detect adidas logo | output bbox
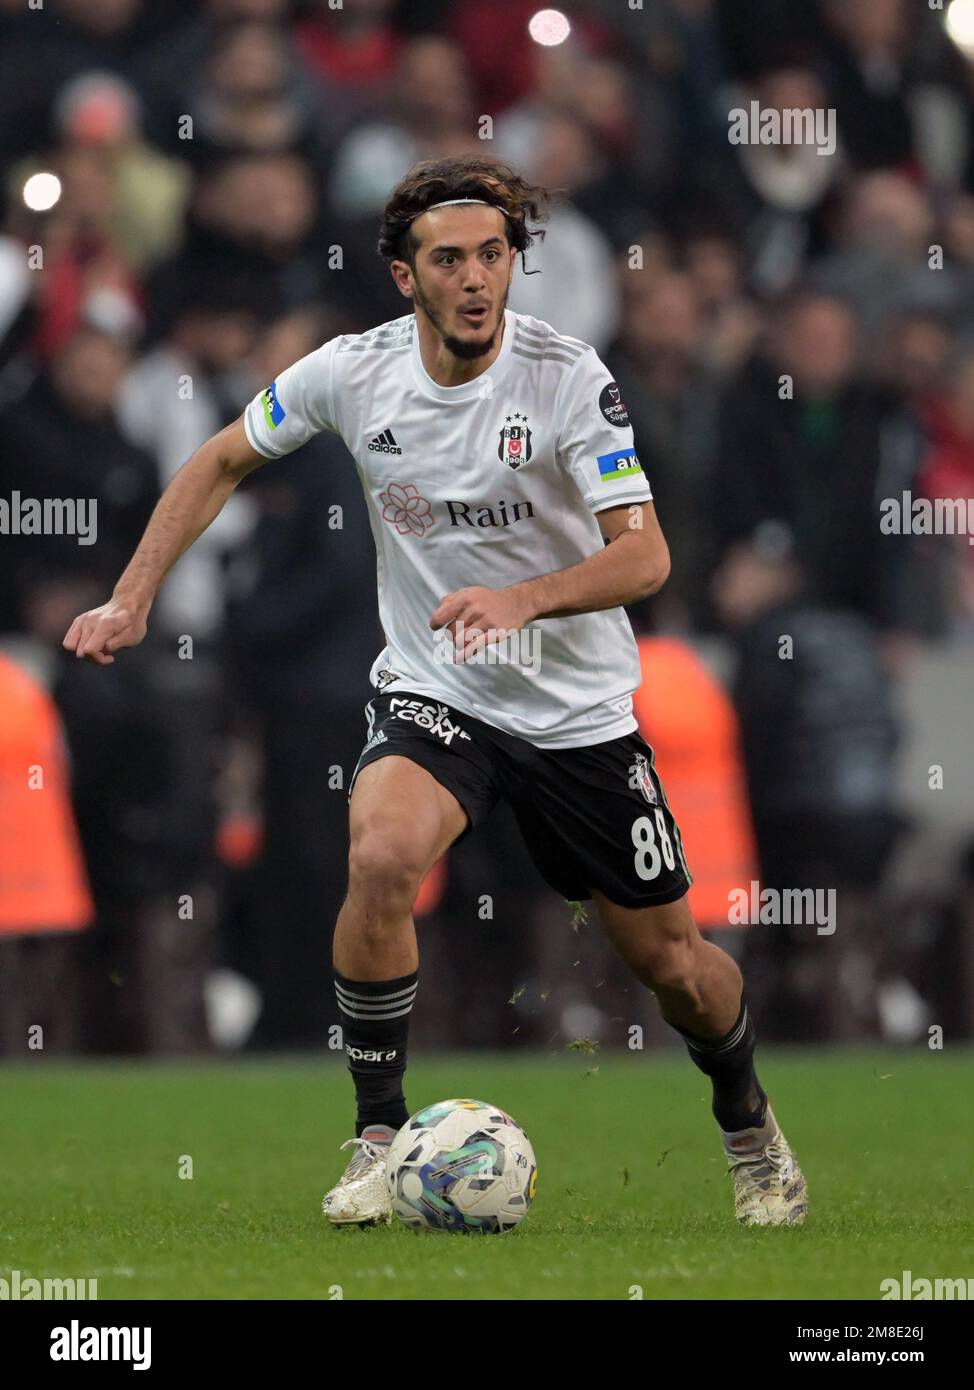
[368,429,402,455]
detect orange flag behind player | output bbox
[0,653,93,935]
[633,637,757,929]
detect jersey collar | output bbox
[409,308,514,403]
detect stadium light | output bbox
[528,8,571,47]
[22,171,62,212]
[946,0,974,56]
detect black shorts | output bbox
[350,691,693,909]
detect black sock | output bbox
[675,998,768,1132]
[334,968,416,1137]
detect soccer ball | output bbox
[386,1098,537,1233]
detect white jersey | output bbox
[243,309,652,748]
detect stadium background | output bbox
[2,0,974,1064]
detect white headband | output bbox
[410,198,492,222]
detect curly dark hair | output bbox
[377,155,549,271]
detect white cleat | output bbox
[322,1124,397,1226]
[721,1105,808,1228]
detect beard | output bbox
[412,274,508,360]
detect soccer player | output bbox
[64,156,806,1228]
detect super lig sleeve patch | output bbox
[261,381,286,430]
[598,381,630,427]
[596,447,642,481]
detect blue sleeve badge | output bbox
[261,381,286,430]
[597,448,642,482]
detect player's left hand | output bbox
[430,585,534,661]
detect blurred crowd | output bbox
[2,0,974,1055]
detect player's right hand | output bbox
[62,599,148,666]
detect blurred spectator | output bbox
[608,269,719,625]
[146,152,320,326]
[879,307,954,403]
[295,0,400,96]
[714,62,846,295]
[118,271,264,641]
[716,0,820,80]
[450,0,612,115]
[0,324,157,634]
[0,0,150,166]
[822,0,970,185]
[823,0,915,171]
[501,48,658,243]
[943,192,974,270]
[225,306,382,1047]
[682,227,763,373]
[38,70,190,275]
[506,113,619,349]
[710,289,902,625]
[327,35,476,218]
[495,43,662,239]
[450,0,553,115]
[868,307,955,640]
[811,172,973,346]
[632,0,729,160]
[713,544,903,1040]
[130,1,299,153]
[4,142,144,363]
[185,18,323,161]
[917,347,974,639]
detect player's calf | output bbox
[333,829,430,1145]
[598,893,763,1129]
[324,756,466,1225]
[596,891,807,1225]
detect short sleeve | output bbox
[555,350,652,511]
[243,337,342,459]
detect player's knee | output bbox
[347,828,427,918]
[640,936,700,998]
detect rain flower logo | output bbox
[380,482,435,537]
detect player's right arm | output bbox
[63,416,266,665]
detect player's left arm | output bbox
[430,502,669,656]
[516,500,670,618]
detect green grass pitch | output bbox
[4,1048,972,1300]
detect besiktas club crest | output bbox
[498,411,533,470]
[630,753,658,804]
